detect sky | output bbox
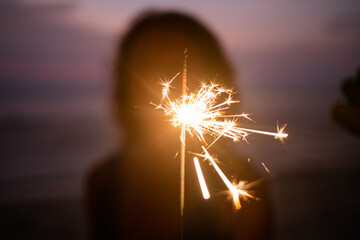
[0,0,359,84]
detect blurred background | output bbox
[0,0,359,239]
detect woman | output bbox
[87,11,272,240]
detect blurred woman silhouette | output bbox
[87,11,272,240]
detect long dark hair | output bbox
[113,11,235,127]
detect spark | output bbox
[200,146,256,210]
[262,162,271,174]
[193,157,210,199]
[153,73,288,210]
[276,123,288,143]
[155,74,287,147]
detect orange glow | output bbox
[153,73,288,211]
[154,75,287,146]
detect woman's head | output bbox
[114,11,235,145]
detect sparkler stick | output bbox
[180,49,187,239]
[182,48,187,96]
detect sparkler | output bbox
[152,52,288,218]
[156,79,287,146]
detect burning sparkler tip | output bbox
[153,72,288,212]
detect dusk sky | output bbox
[1,0,359,83]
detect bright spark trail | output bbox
[151,53,288,225]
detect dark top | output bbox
[86,152,273,240]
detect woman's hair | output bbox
[113,11,235,126]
